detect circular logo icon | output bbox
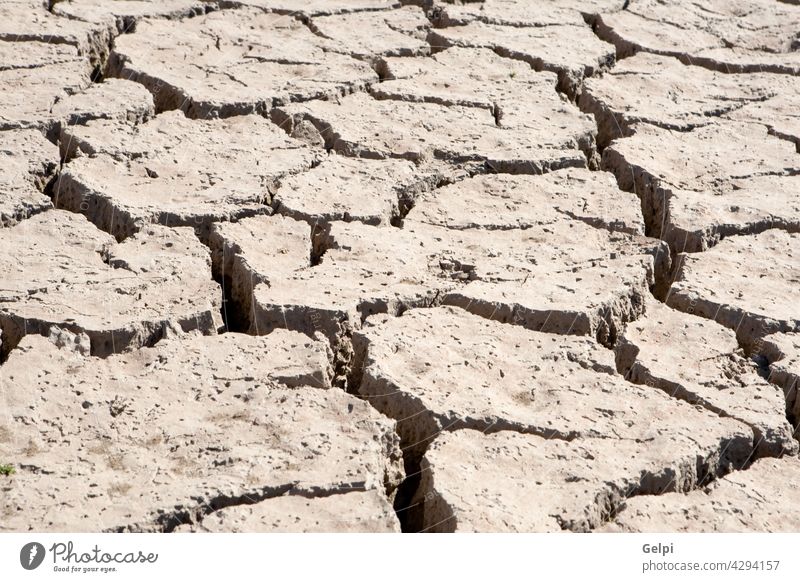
[20,542,46,570]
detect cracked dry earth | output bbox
[1,0,799,535]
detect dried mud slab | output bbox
[428,220,669,343]
[430,0,627,27]
[0,55,90,132]
[404,172,656,345]
[0,129,58,227]
[727,99,800,153]
[219,214,646,345]
[0,333,402,532]
[0,38,84,71]
[616,300,796,457]
[581,52,800,150]
[373,48,599,164]
[56,111,320,240]
[308,6,430,60]
[0,210,222,358]
[726,91,800,152]
[219,0,400,16]
[214,217,485,343]
[219,211,664,350]
[580,53,781,146]
[0,39,153,134]
[596,0,800,75]
[603,457,800,532]
[52,0,211,31]
[759,332,800,423]
[431,0,586,28]
[427,19,615,97]
[175,490,400,532]
[51,78,155,128]
[416,426,752,532]
[355,306,754,465]
[273,92,591,173]
[603,122,800,252]
[248,220,456,348]
[435,223,667,345]
[441,264,656,347]
[2,66,153,134]
[375,47,534,106]
[0,0,112,67]
[272,154,441,226]
[667,230,800,349]
[406,169,643,235]
[108,8,377,118]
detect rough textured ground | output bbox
[1,0,798,533]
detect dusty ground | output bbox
[1,0,799,533]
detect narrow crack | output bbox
[112,482,369,533]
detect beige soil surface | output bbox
[1,0,798,533]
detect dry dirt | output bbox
[1,0,799,533]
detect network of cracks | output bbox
[1,0,800,533]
